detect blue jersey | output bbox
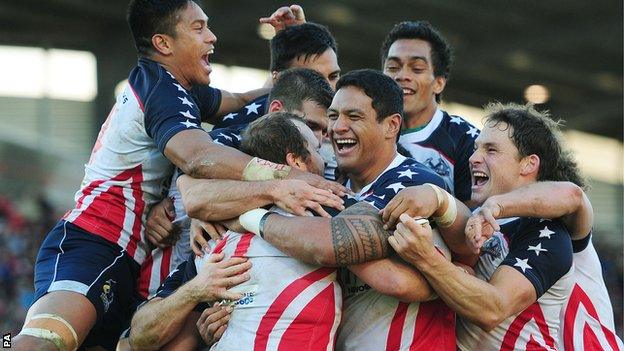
[399,109,478,203]
[212,94,269,129]
[457,217,574,351]
[65,57,220,265]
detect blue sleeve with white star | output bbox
[134,64,206,154]
[500,218,573,297]
[213,95,268,129]
[191,84,222,123]
[208,123,247,149]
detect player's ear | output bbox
[268,99,284,113]
[520,154,540,177]
[152,34,173,56]
[286,152,307,172]
[433,76,446,95]
[384,113,402,140]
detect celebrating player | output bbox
[14,1,344,350]
[389,103,578,350]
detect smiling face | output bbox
[383,39,445,125]
[469,121,526,205]
[328,86,395,183]
[166,2,217,88]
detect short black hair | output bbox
[241,112,310,164]
[269,68,334,111]
[127,0,198,57]
[336,69,403,123]
[380,21,453,102]
[484,102,586,188]
[270,23,338,72]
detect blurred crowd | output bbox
[0,194,622,338]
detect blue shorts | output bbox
[33,220,142,350]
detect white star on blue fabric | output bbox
[527,243,548,256]
[223,113,237,120]
[377,194,386,200]
[166,71,175,79]
[397,169,418,179]
[178,96,194,108]
[450,116,463,125]
[173,83,187,94]
[180,120,197,128]
[386,182,406,194]
[180,110,197,119]
[539,226,555,239]
[218,133,232,141]
[466,126,479,138]
[245,102,262,115]
[234,134,242,141]
[514,258,532,273]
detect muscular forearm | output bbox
[349,256,435,302]
[487,182,592,239]
[262,202,392,266]
[412,253,522,331]
[130,284,202,350]
[179,176,275,221]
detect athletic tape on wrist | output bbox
[425,183,444,208]
[433,190,457,228]
[242,157,292,181]
[239,208,269,236]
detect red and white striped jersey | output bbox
[336,270,455,351]
[200,222,342,351]
[63,58,219,265]
[560,236,623,351]
[457,217,574,351]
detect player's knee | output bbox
[17,313,79,351]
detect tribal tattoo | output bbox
[331,202,392,265]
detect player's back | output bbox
[560,236,623,350]
[200,223,342,351]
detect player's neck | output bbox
[156,57,192,91]
[403,102,438,130]
[348,146,397,193]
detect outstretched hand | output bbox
[259,5,306,32]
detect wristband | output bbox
[425,183,444,208]
[239,208,274,238]
[427,183,457,228]
[242,157,292,181]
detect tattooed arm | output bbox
[261,202,392,266]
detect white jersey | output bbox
[335,154,455,351]
[199,214,342,351]
[457,217,575,351]
[560,236,623,351]
[63,58,219,265]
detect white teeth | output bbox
[402,88,414,94]
[335,139,357,145]
[473,171,488,177]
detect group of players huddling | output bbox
[12,1,623,350]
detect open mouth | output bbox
[472,171,489,187]
[201,48,214,72]
[334,138,358,154]
[401,87,416,96]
